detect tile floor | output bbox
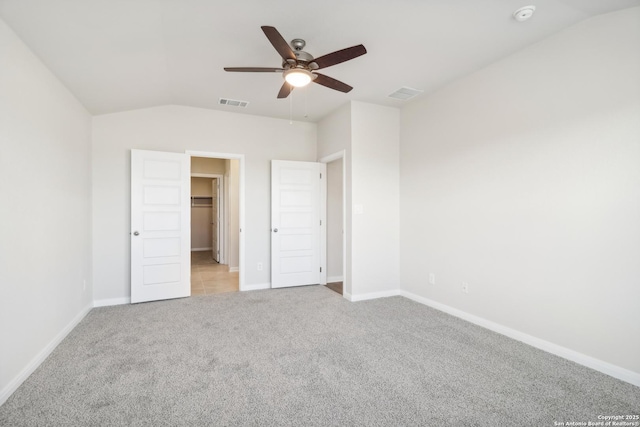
[191,250,239,296]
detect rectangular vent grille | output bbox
[388,87,423,100]
[219,98,249,108]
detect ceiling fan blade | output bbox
[313,73,353,93]
[224,67,284,72]
[312,45,367,69]
[261,26,296,62]
[277,81,294,99]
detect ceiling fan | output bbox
[224,26,367,99]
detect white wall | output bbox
[351,102,400,297]
[91,106,316,303]
[228,159,240,270]
[0,18,92,403]
[318,103,352,159]
[400,8,640,376]
[317,102,400,299]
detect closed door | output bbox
[271,160,325,288]
[131,149,190,303]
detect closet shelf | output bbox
[191,196,213,207]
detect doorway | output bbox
[321,152,346,296]
[189,155,242,295]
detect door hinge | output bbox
[320,173,322,179]
[320,220,322,226]
[320,267,322,273]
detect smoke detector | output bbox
[513,5,536,22]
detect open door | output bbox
[131,149,190,303]
[271,160,325,288]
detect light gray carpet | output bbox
[1,286,638,426]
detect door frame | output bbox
[319,150,347,298]
[186,150,245,291]
[190,173,224,263]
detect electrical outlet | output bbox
[257,262,263,271]
[428,273,435,285]
[462,282,469,294]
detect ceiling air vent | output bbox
[219,98,249,108]
[388,87,423,100]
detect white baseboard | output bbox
[228,266,239,273]
[191,247,212,252]
[348,289,401,302]
[0,303,93,406]
[327,275,344,283]
[93,297,130,307]
[399,290,640,388]
[241,282,270,292]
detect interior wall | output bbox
[192,157,225,174]
[326,158,344,281]
[399,7,640,376]
[191,177,213,195]
[0,18,92,403]
[92,105,316,303]
[351,102,400,297]
[190,177,213,251]
[317,101,400,299]
[228,159,240,270]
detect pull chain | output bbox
[289,87,293,125]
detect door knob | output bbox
[273,228,278,233]
[133,231,139,236]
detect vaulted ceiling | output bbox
[1,0,638,122]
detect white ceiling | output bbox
[1,0,639,122]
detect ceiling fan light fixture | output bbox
[225,26,365,99]
[284,69,313,87]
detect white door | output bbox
[211,179,220,262]
[271,160,325,288]
[131,149,190,303]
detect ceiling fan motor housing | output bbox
[291,38,306,50]
[287,38,315,66]
[294,50,314,62]
[283,52,317,70]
